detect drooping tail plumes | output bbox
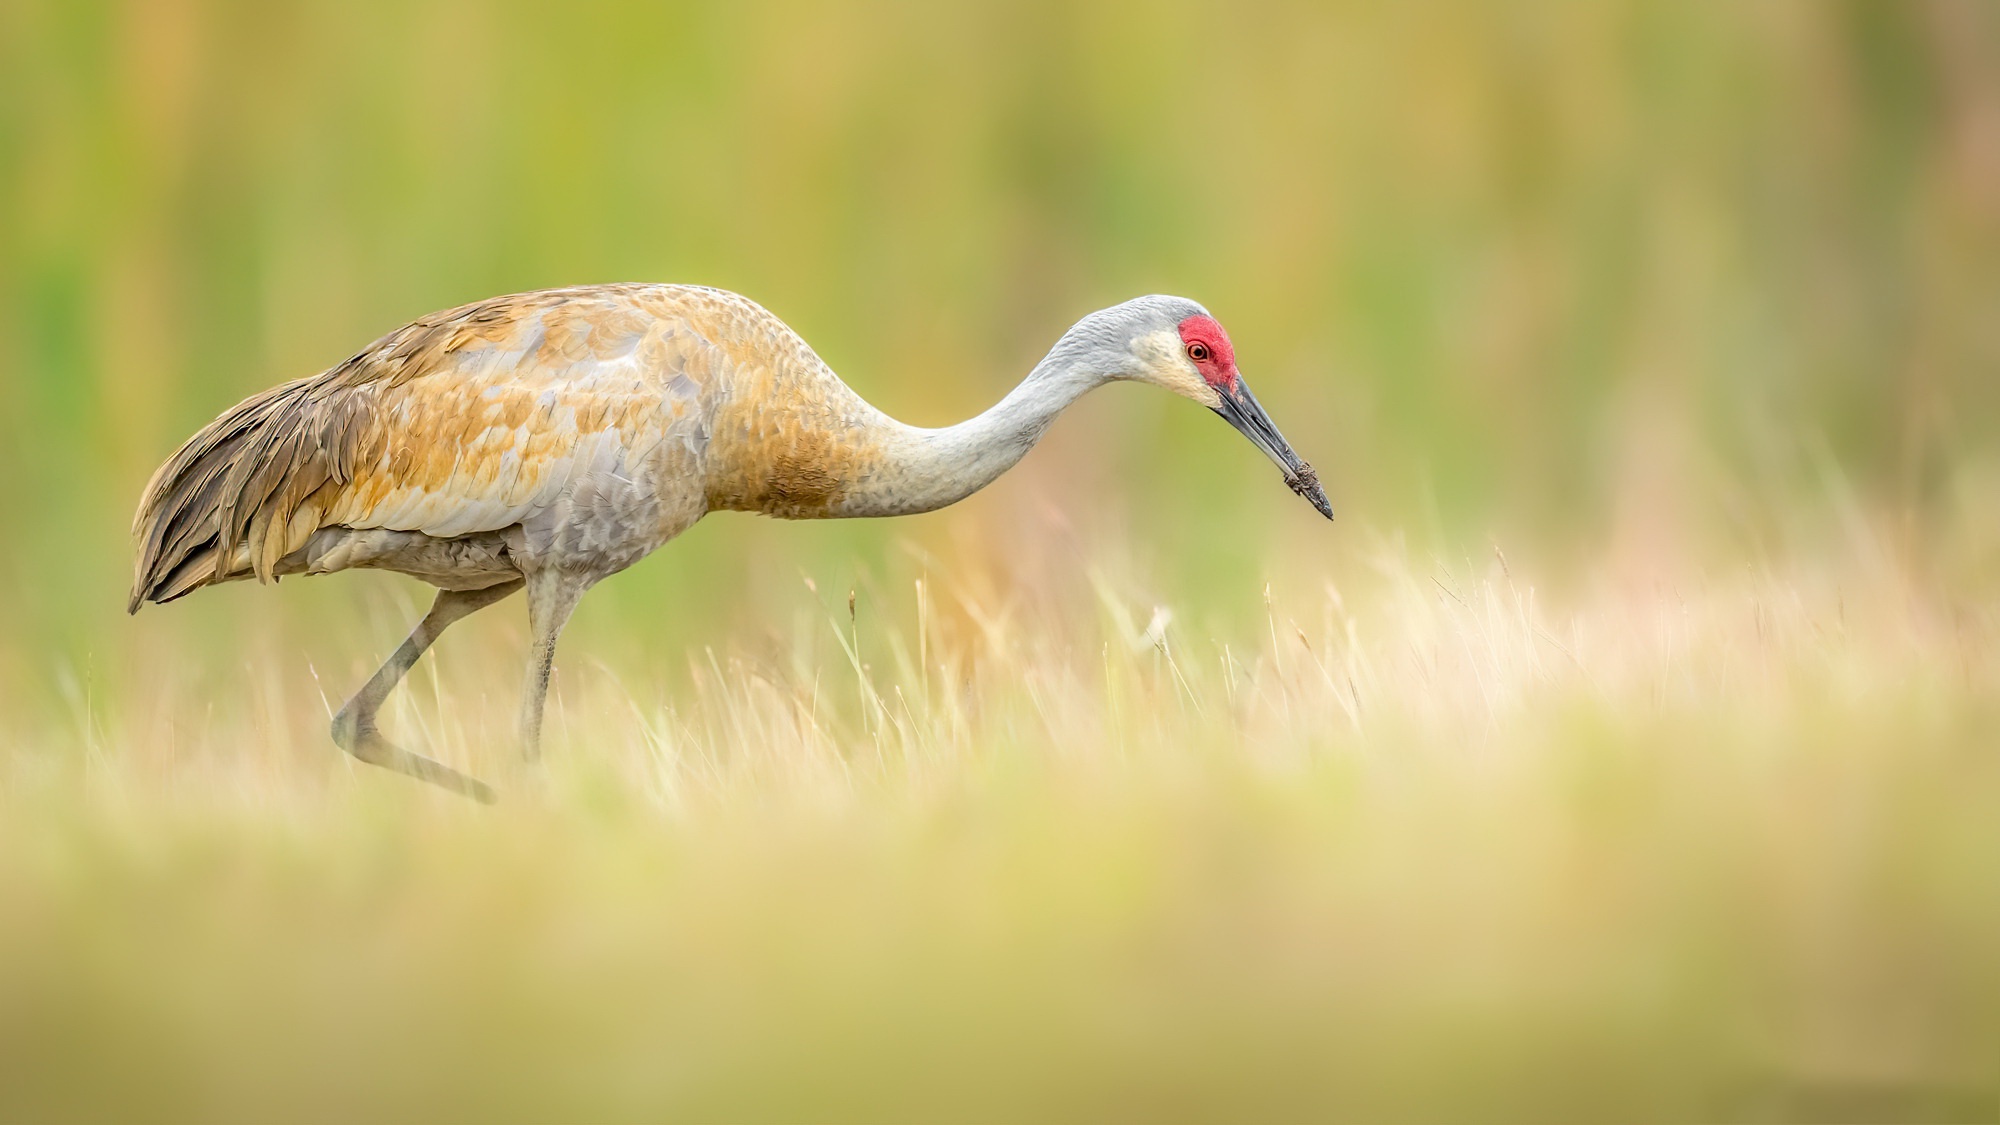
[128,375,367,612]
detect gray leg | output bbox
[518,568,594,762]
[331,580,523,803]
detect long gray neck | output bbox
[836,356,1107,518]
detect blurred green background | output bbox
[2,0,1997,678]
[6,6,2000,1118]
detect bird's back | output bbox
[130,283,858,610]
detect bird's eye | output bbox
[1187,343,1210,362]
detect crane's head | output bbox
[1051,295,1334,521]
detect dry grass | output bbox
[4,2,1994,1117]
[2,522,1998,1122]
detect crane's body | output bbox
[131,284,1329,801]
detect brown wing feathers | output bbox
[127,290,574,612]
[128,286,664,612]
[128,374,368,612]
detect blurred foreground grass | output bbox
[3,516,1996,1122]
[5,0,2000,1119]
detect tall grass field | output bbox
[3,0,1998,1119]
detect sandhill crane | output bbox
[130,285,1331,801]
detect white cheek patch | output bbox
[1134,331,1223,408]
[1172,370,1225,410]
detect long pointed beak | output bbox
[1212,375,1334,521]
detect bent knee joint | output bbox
[330,708,376,753]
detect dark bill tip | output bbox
[1212,376,1334,521]
[1288,463,1336,521]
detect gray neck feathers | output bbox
[835,334,1115,518]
